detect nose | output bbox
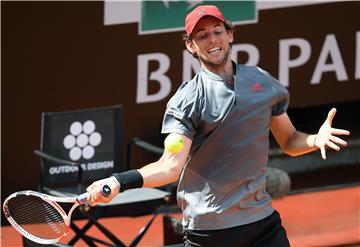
[208,32,217,44]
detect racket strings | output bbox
[13,201,61,224]
[6,195,66,239]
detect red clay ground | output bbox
[1,185,359,247]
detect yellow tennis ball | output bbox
[164,133,184,153]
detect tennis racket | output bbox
[2,185,111,245]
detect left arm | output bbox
[270,108,350,159]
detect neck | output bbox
[200,57,234,78]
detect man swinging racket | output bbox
[86,5,350,246]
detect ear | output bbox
[185,39,195,55]
[227,30,234,43]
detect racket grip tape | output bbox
[77,193,89,204]
[77,185,112,204]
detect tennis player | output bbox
[87,5,350,246]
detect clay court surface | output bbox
[1,185,359,247]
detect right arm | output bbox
[86,134,192,205]
[138,134,192,187]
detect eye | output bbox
[214,29,223,35]
[198,32,208,40]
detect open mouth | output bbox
[208,47,222,54]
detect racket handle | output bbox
[77,192,89,204]
[77,185,112,204]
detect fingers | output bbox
[331,128,350,136]
[321,146,326,160]
[326,108,337,125]
[318,108,350,160]
[87,186,101,206]
[319,136,347,160]
[326,140,340,151]
[86,177,121,206]
[89,187,111,206]
[329,136,347,147]
[86,183,109,206]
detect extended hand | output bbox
[315,108,350,159]
[86,176,120,206]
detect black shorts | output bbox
[183,210,290,247]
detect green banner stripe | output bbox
[141,1,256,33]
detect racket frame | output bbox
[3,190,83,244]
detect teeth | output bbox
[208,47,221,53]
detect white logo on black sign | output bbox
[63,120,102,161]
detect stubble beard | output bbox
[198,45,232,70]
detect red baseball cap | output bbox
[185,5,225,35]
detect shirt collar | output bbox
[200,61,238,82]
